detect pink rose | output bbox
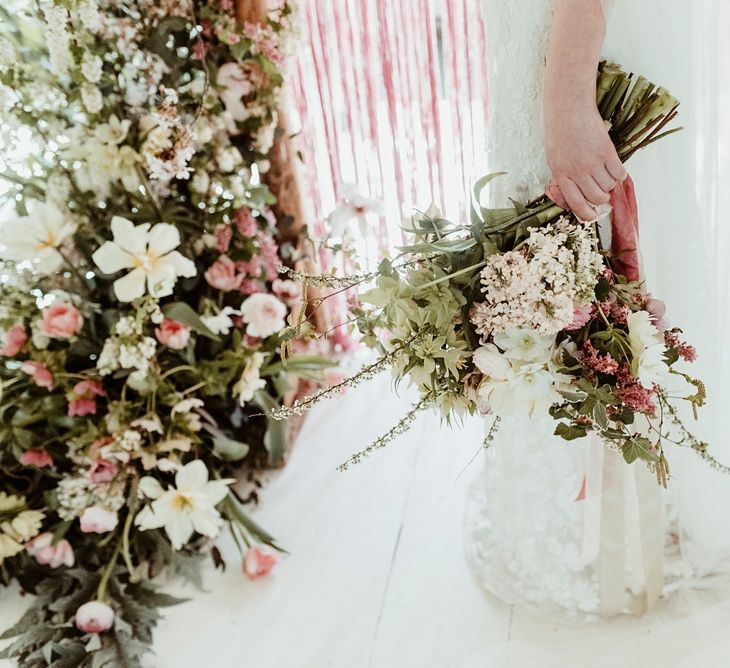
[21,361,54,390]
[239,293,287,338]
[272,279,300,303]
[26,532,74,568]
[19,448,53,468]
[565,303,594,331]
[205,255,243,291]
[243,547,277,580]
[89,458,118,484]
[75,600,115,634]
[0,324,27,356]
[155,319,191,350]
[79,506,118,534]
[40,301,83,339]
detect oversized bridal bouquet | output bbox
[276,62,723,483]
[0,0,332,665]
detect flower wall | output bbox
[0,0,327,664]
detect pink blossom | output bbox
[645,297,669,331]
[617,366,657,414]
[0,324,27,356]
[19,448,53,468]
[240,293,287,338]
[79,506,118,534]
[243,547,277,579]
[21,361,54,390]
[191,40,210,61]
[75,601,115,634]
[205,255,243,291]
[89,458,118,484]
[664,331,697,363]
[26,532,74,569]
[565,303,594,331]
[40,301,83,339]
[68,398,97,416]
[272,279,300,303]
[580,341,619,376]
[68,379,105,417]
[236,257,261,277]
[234,208,258,237]
[155,319,191,350]
[215,224,233,253]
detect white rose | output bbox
[240,294,287,339]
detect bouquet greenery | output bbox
[0,0,331,665]
[276,62,726,483]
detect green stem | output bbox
[415,260,488,291]
[96,537,122,602]
[121,504,139,583]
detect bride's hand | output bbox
[543,96,627,221]
[542,0,627,221]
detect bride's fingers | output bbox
[592,166,618,193]
[576,175,611,206]
[558,178,597,222]
[605,155,628,183]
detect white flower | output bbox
[81,84,103,114]
[134,460,233,550]
[478,362,561,417]
[81,53,103,83]
[233,352,267,406]
[240,294,287,339]
[201,307,238,335]
[191,170,210,194]
[217,62,253,121]
[327,184,384,238]
[92,216,196,302]
[472,344,511,379]
[0,201,77,273]
[627,310,668,389]
[493,328,555,363]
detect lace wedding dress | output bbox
[465,0,730,625]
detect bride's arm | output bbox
[543,0,626,221]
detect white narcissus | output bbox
[92,216,196,302]
[134,460,233,550]
[0,201,77,273]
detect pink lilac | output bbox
[580,340,619,375]
[664,331,697,362]
[616,366,657,414]
[235,208,258,237]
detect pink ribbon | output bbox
[546,176,641,281]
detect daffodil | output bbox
[92,216,196,302]
[134,460,233,550]
[0,201,77,273]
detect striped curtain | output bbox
[288,0,489,251]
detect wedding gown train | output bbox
[464,0,730,625]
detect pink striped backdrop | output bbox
[288,0,489,249]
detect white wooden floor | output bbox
[2,374,730,667]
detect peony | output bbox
[239,293,287,339]
[79,506,118,534]
[135,460,233,550]
[75,601,115,634]
[19,449,53,468]
[627,310,668,389]
[89,458,118,484]
[0,201,77,274]
[204,255,242,291]
[243,547,277,580]
[0,325,28,356]
[39,301,84,339]
[26,532,75,569]
[155,319,191,350]
[21,361,54,390]
[92,216,196,302]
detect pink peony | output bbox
[19,448,53,468]
[21,361,54,390]
[272,279,300,302]
[89,458,118,484]
[26,532,74,568]
[75,600,115,634]
[40,301,83,339]
[243,547,277,580]
[205,255,243,291]
[240,293,287,338]
[79,506,118,534]
[155,319,191,350]
[0,324,27,356]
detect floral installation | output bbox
[274,63,728,483]
[0,0,331,665]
